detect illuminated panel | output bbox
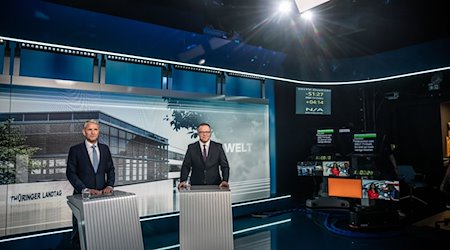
[327,178,362,199]
[294,0,330,13]
[295,87,332,115]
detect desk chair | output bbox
[397,165,428,205]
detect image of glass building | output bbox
[0,111,169,186]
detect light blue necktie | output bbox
[92,145,99,173]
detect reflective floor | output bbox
[0,194,448,250]
[143,206,449,250]
[231,208,448,250]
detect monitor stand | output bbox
[306,196,350,209]
[305,178,350,209]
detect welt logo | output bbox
[223,143,253,153]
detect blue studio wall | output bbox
[0,0,285,80]
[2,0,450,83]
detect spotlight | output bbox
[277,1,293,14]
[301,11,313,20]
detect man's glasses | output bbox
[198,131,211,134]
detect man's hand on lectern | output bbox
[178,181,188,190]
[219,181,229,189]
[88,188,102,195]
[102,186,114,194]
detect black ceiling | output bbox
[47,0,450,59]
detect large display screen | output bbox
[0,83,271,237]
[296,87,332,115]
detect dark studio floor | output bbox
[0,186,448,250]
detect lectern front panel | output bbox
[67,190,143,250]
[179,186,233,250]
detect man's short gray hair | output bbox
[83,119,99,129]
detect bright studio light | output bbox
[277,1,292,14]
[301,10,314,20]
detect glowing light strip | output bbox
[173,64,221,74]
[154,244,180,250]
[21,42,95,57]
[227,72,265,80]
[232,218,292,235]
[297,66,450,85]
[2,36,448,86]
[0,229,72,243]
[107,55,164,67]
[232,195,291,207]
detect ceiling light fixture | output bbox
[301,11,314,20]
[294,0,330,13]
[277,1,293,14]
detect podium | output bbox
[179,186,233,250]
[67,190,144,250]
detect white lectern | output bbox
[179,185,233,250]
[67,190,144,250]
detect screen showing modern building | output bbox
[0,111,169,186]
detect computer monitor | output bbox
[316,129,334,145]
[353,132,377,154]
[327,178,362,199]
[362,180,400,201]
[337,127,353,156]
[322,161,351,177]
[297,161,323,176]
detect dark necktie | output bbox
[92,145,99,173]
[202,144,207,162]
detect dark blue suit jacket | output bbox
[180,141,229,185]
[66,142,115,194]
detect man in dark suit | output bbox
[66,119,115,249]
[178,123,229,189]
